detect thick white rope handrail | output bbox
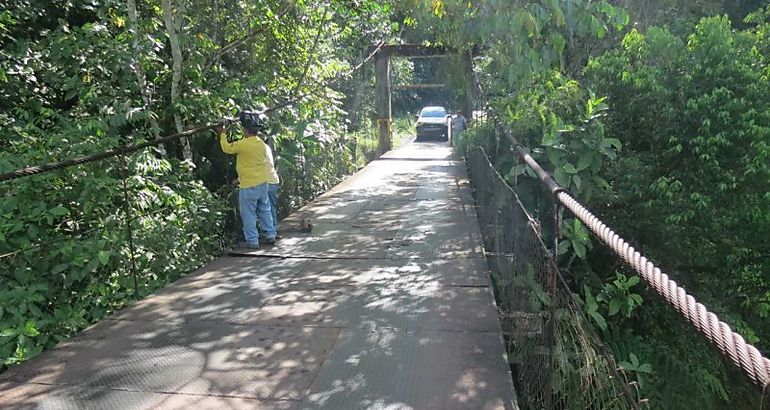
[557,191,770,388]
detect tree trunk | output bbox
[160,0,191,160]
[213,0,223,46]
[374,53,392,154]
[127,0,162,145]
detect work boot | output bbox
[263,237,276,245]
[239,241,260,249]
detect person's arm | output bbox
[219,131,240,154]
[264,143,276,166]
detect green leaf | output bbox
[590,15,606,39]
[49,206,69,216]
[84,258,100,274]
[608,298,621,316]
[573,218,589,241]
[541,128,558,146]
[589,310,608,331]
[52,263,69,275]
[553,166,569,187]
[0,328,17,337]
[584,285,598,312]
[619,361,632,371]
[630,353,640,366]
[563,163,578,174]
[22,320,40,337]
[577,152,593,171]
[509,164,527,177]
[593,176,610,190]
[98,250,111,266]
[603,138,622,150]
[572,239,587,258]
[573,174,583,190]
[637,363,653,374]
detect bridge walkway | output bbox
[0,141,517,409]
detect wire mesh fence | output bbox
[467,146,642,409]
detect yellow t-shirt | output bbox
[219,133,279,188]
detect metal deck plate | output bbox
[0,381,296,410]
[280,198,370,225]
[253,280,499,332]
[386,207,484,259]
[229,231,392,259]
[286,259,406,288]
[107,257,309,324]
[301,329,516,410]
[1,320,340,401]
[285,257,489,289]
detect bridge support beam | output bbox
[375,53,392,154]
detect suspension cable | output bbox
[557,190,770,387]
[0,121,226,182]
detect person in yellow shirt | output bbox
[216,111,276,249]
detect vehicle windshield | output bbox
[420,108,446,118]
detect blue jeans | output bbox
[268,183,279,233]
[238,183,275,245]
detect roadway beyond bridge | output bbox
[0,142,518,409]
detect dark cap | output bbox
[239,110,266,134]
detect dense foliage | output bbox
[0,0,396,369]
[584,13,770,407]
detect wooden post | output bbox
[375,52,392,154]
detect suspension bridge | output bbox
[1,52,769,410]
[1,141,519,409]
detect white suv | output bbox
[415,106,450,141]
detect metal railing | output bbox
[468,146,641,409]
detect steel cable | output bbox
[0,121,229,182]
[557,191,770,388]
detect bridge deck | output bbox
[0,142,516,409]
